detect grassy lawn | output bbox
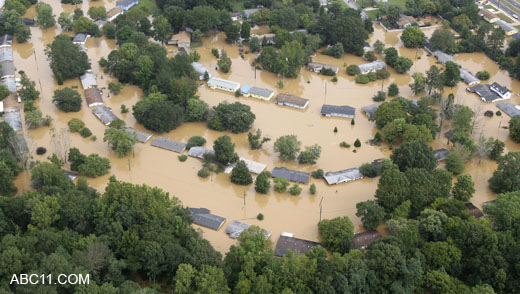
[497,12,513,23]
[366,9,379,20]
[484,4,495,10]
[387,0,407,9]
[231,1,245,12]
[330,0,349,9]
[135,0,159,14]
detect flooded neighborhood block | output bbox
[80,72,97,89]
[187,146,215,159]
[433,148,450,161]
[323,168,364,185]
[320,104,356,119]
[84,88,104,107]
[92,106,118,125]
[225,220,272,239]
[189,208,226,231]
[124,127,152,143]
[150,137,186,153]
[352,230,382,249]
[274,93,309,110]
[271,167,310,184]
[275,234,320,257]
[2,110,22,131]
[224,158,267,174]
[496,102,520,117]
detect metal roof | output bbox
[433,51,456,65]
[13,133,28,153]
[0,47,13,62]
[497,102,520,117]
[352,230,382,249]
[494,20,517,32]
[92,106,118,125]
[225,220,272,239]
[360,102,382,119]
[467,84,502,102]
[124,127,152,143]
[117,0,139,10]
[321,104,356,116]
[189,207,226,230]
[490,82,510,95]
[207,78,240,90]
[240,85,253,94]
[433,148,450,161]
[275,235,320,257]
[191,62,210,80]
[80,72,97,89]
[63,170,78,181]
[224,158,267,174]
[2,110,22,131]
[187,146,215,159]
[358,61,386,73]
[1,77,17,93]
[274,93,309,107]
[73,33,88,43]
[323,168,363,185]
[150,137,186,153]
[248,86,274,98]
[0,34,12,47]
[271,167,310,184]
[459,68,479,85]
[0,60,14,77]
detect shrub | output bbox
[321,68,336,76]
[476,71,490,80]
[121,104,129,113]
[178,155,188,162]
[52,87,82,112]
[354,139,361,147]
[334,127,338,132]
[230,160,253,185]
[372,91,387,102]
[257,213,264,220]
[274,178,290,192]
[332,76,338,82]
[198,168,210,178]
[312,169,324,178]
[79,127,92,138]
[24,100,36,113]
[187,136,207,150]
[289,184,302,195]
[68,118,85,132]
[367,72,377,81]
[310,183,316,194]
[351,119,355,125]
[108,82,123,94]
[355,74,370,84]
[211,48,219,58]
[359,163,377,177]
[388,83,399,96]
[346,65,360,75]
[340,142,351,148]
[235,89,241,97]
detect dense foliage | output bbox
[46,35,90,81]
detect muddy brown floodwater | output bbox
[6,2,520,253]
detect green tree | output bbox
[31,162,74,190]
[310,183,316,194]
[418,208,448,241]
[25,110,43,129]
[46,34,91,80]
[425,65,443,95]
[373,40,385,53]
[152,15,172,44]
[330,14,369,55]
[409,72,425,95]
[445,150,465,175]
[318,216,354,253]
[0,161,17,196]
[133,98,184,133]
[509,117,520,143]
[490,139,505,161]
[359,163,377,177]
[356,200,385,230]
[274,178,290,192]
[186,136,206,150]
[18,72,40,101]
[373,100,407,129]
[298,144,321,164]
[52,87,82,112]
[483,190,520,230]
[442,61,460,87]
[218,50,232,73]
[429,29,456,52]
[388,83,399,96]
[108,82,123,94]
[58,12,73,31]
[375,162,410,212]
[254,171,271,194]
[452,174,475,202]
[393,56,413,73]
[274,135,301,161]
[103,128,137,158]
[36,2,56,29]
[224,22,240,43]
[391,140,437,172]
[289,184,302,195]
[247,129,270,150]
[213,135,238,165]
[87,6,107,20]
[384,47,398,66]
[209,102,255,133]
[78,154,111,177]
[230,160,252,185]
[73,16,100,35]
[400,26,426,48]
[249,37,260,52]
[489,152,520,193]
[240,21,251,39]
[422,241,461,273]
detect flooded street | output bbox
[6,2,520,253]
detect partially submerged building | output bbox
[358,61,386,74]
[225,221,272,239]
[92,106,118,125]
[271,167,310,184]
[2,110,22,131]
[117,0,139,11]
[0,35,12,48]
[207,78,240,93]
[0,60,15,78]
[240,85,274,101]
[253,33,275,45]
[187,146,215,159]
[352,230,382,249]
[307,62,339,74]
[274,93,309,110]
[80,72,97,89]
[13,133,28,153]
[321,104,356,118]
[64,170,79,181]
[433,148,450,161]
[124,127,152,143]
[107,7,124,22]
[224,158,267,174]
[496,102,520,117]
[189,208,226,230]
[72,33,88,45]
[361,102,382,119]
[432,50,455,65]
[323,168,364,185]
[84,88,103,107]
[1,77,17,93]
[168,31,191,47]
[151,137,187,153]
[467,82,511,102]
[275,233,320,257]
[459,68,480,86]
[0,47,13,62]
[191,62,210,81]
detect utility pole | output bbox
[128,159,131,171]
[319,196,323,222]
[243,191,247,207]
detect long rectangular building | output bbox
[271,167,310,184]
[241,85,274,101]
[275,233,320,257]
[321,104,356,118]
[323,168,363,185]
[207,78,240,93]
[151,137,186,153]
[274,93,309,110]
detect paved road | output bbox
[488,0,518,19]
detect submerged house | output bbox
[225,221,272,239]
[274,93,309,110]
[496,102,520,117]
[323,168,364,185]
[2,110,22,131]
[275,233,320,257]
[0,60,14,78]
[84,88,103,107]
[92,106,118,125]
[352,230,382,249]
[243,8,260,19]
[224,158,266,174]
[240,85,274,101]
[494,20,518,36]
[467,203,484,218]
[107,7,124,22]
[467,82,511,103]
[0,34,12,48]
[80,72,97,89]
[358,61,386,74]
[168,31,191,47]
[433,50,456,65]
[433,148,450,161]
[307,62,339,74]
[490,82,511,100]
[151,137,187,153]
[321,104,356,118]
[0,47,13,62]
[459,68,480,86]
[1,77,17,93]
[191,62,210,81]
[189,208,226,230]
[187,146,215,159]
[207,78,240,93]
[124,127,152,143]
[72,33,88,45]
[361,102,383,119]
[116,0,139,11]
[253,33,276,45]
[271,167,310,184]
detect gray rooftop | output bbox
[248,86,274,98]
[0,34,12,47]
[63,170,78,181]
[225,221,272,239]
[490,82,510,95]
[3,110,22,131]
[150,137,186,153]
[73,33,88,43]
[497,102,520,117]
[361,102,382,119]
[308,62,339,73]
[352,230,382,249]
[467,84,501,102]
[324,168,364,185]
[459,68,479,85]
[13,133,28,153]
[243,8,260,18]
[275,235,320,257]
[433,148,450,161]
[433,50,456,65]
[187,146,215,159]
[1,77,17,93]
[92,106,118,125]
[224,158,267,174]
[272,167,310,184]
[124,127,152,143]
[0,47,13,62]
[358,61,386,72]
[80,72,97,89]
[321,104,356,116]
[189,208,226,230]
[494,20,517,32]
[191,62,211,80]
[0,60,14,77]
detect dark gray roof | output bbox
[321,104,356,116]
[361,103,382,119]
[1,77,16,93]
[3,110,22,131]
[490,82,509,95]
[275,235,320,257]
[0,47,13,62]
[151,137,186,153]
[124,127,152,143]
[497,102,520,117]
[0,34,12,47]
[272,167,310,184]
[352,230,382,249]
[13,133,28,153]
[0,60,14,77]
[323,168,363,185]
[92,106,118,125]
[22,18,35,26]
[187,146,215,159]
[467,84,501,102]
[225,220,272,239]
[248,86,274,98]
[433,148,450,161]
[189,208,226,230]
[73,33,88,43]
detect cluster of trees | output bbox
[46,35,91,83]
[68,147,110,177]
[207,101,256,133]
[52,87,82,112]
[273,135,321,164]
[0,0,33,42]
[384,47,413,73]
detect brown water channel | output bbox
[6,2,520,253]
